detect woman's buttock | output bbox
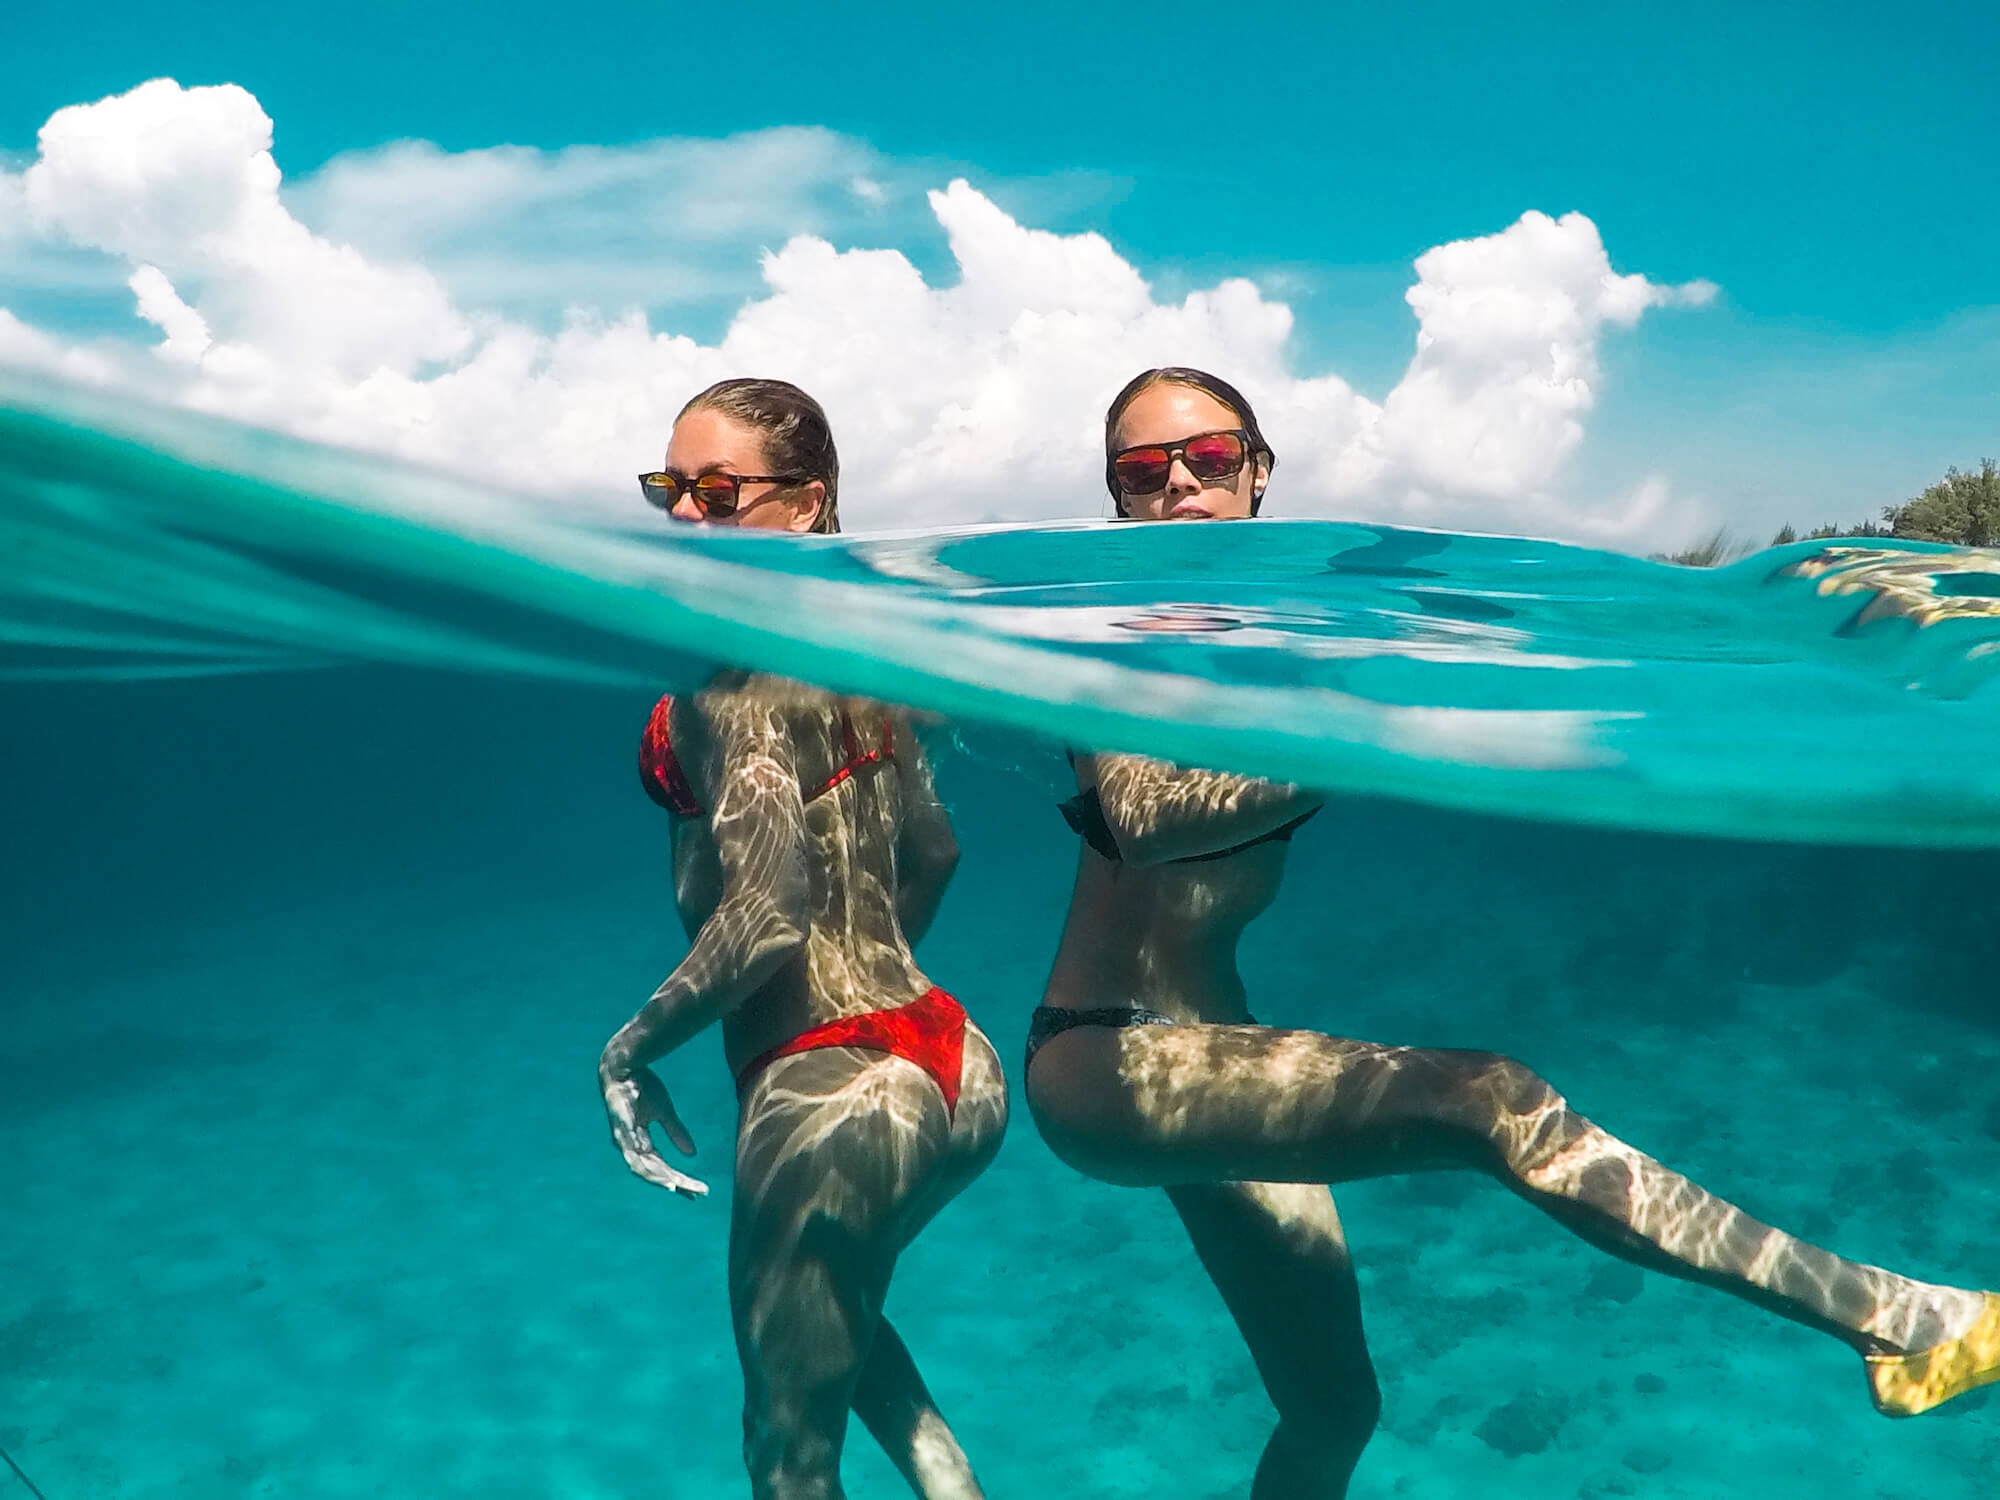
[737,1008,1006,1155]
[1023,1011,1368,1184]
[733,1023,1007,1241]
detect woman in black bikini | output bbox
[598,379,1008,1500]
[1026,366,2000,1497]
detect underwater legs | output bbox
[1167,1179,1378,1499]
[851,1316,985,1498]
[730,1044,1001,1499]
[1026,1021,1996,1415]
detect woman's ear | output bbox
[786,480,827,533]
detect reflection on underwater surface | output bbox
[8,381,2000,846]
[3,387,2000,1495]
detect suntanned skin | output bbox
[1027,379,1999,1498]
[660,405,829,533]
[599,673,1007,1500]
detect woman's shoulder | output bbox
[693,671,840,719]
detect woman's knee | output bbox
[742,1398,843,1500]
[1467,1050,1561,1106]
[1263,1375,1379,1486]
[1272,1360,1381,1448]
[1443,1049,1579,1173]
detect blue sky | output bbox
[3,0,1994,543]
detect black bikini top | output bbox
[1058,785,1317,865]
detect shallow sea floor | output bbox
[4,670,1997,1498]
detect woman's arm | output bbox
[603,688,811,1075]
[891,717,959,946]
[1090,752,1321,868]
[598,686,811,1196]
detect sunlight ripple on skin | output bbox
[604,672,1007,1500]
[1020,372,2000,1500]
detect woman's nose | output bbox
[669,493,706,523]
[1165,457,1202,496]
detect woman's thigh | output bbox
[899,1023,1008,1243]
[730,1040,993,1350]
[1167,1178,1377,1423]
[727,1047,956,1477]
[1026,1021,1513,1188]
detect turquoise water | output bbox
[4,383,2000,1497]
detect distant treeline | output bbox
[1658,458,1999,566]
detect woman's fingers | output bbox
[635,1068,699,1157]
[655,1101,698,1158]
[603,1068,707,1198]
[626,1137,710,1197]
[612,1116,711,1197]
[654,1162,711,1199]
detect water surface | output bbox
[4,384,1997,1497]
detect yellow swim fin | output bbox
[1866,1292,2000,1418]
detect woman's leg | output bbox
[850,1317,982,1500]
[1167,1179,1378,1499]
[1026,1022,1994,1409]
[733,1035,1005,1500]
[850,1030,1009,1498]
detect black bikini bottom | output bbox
[1024,1005,1177,1070]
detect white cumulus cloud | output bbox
[24,79,469,390]
[0,78,1717,545]
[1367,212,1717,509]
[285,126,942,325]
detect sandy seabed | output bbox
[4,672,1995,1498]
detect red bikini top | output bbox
[638,694,896,818]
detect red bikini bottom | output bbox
[736,987,969,1120]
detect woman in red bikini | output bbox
[1025,366,2000,1497]
[598,379,1007,1500]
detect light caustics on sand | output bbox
[5,378,2000,848]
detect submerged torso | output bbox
[1041,753,1292,1024]
[653,686,934,1075]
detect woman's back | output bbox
[601,379,1004,1500]
[657,678,939,1069]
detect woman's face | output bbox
[662,407,825,532]
[1109,383,1267,522]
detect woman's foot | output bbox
[1866,1291,2000,1417]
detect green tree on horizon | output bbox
[1881,458,2000,547]
[1655,458,1995,565]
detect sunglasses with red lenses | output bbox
[1109,429,1251,495]
[637,469,809,518]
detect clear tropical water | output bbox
[4,382,1999,1497]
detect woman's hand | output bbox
[599,1056,708,1199]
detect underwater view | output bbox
[6,384,2000,1500]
